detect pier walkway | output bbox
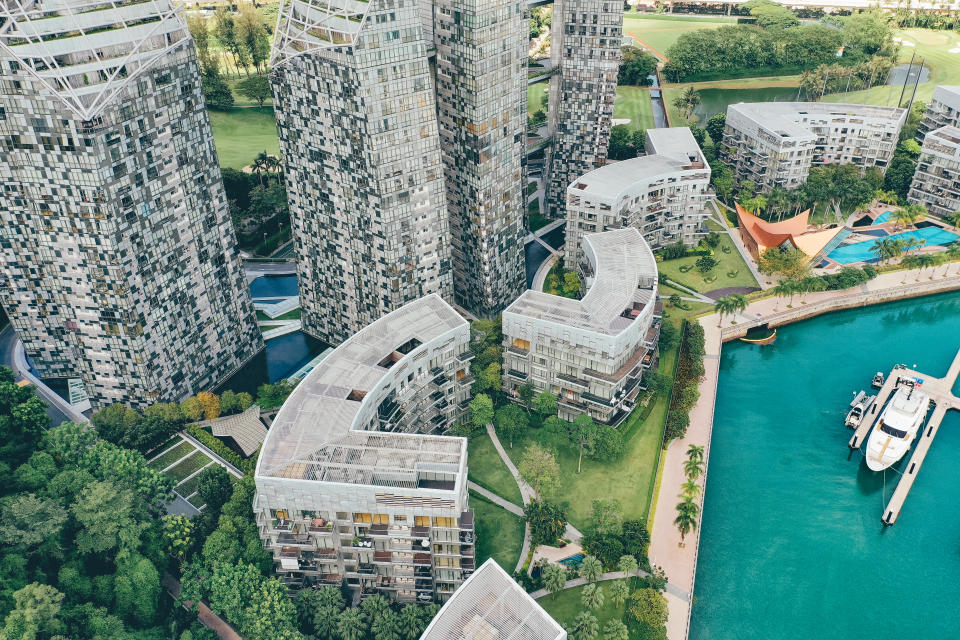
[849,348,960,525]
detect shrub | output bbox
[187,425,256,474]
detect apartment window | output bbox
[353,513,372,523]
[394,515,407,523]
[432,517,455,527]
[271,509,289,519]
[414,516,430,527]
[373,514,389,524]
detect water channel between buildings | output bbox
[690,290,960,639]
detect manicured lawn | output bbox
[257,308,302,322]
[468,431,524,505]
[822,28,960,109]
[622,14,735,61]
[529,200,551,232]
[471,492,524,572]
[538,581,628,632]
[528,82,549,117]
[208,107,280,169]
[657,282,691,299]
[613,86,655,132]
[503,336,680,529]
[655,224,758,294]
[226,76,273,108]
[147,440,194,471]
[166,451,213,483]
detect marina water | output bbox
[690,290,960,639]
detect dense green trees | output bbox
[884,139,922,202]
[580,500,650,570]
[0,368,48,470]
[608,125,646,160]
[617,46,658,86]
[663,9,893,82]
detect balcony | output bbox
[506,369,528,381]
[457,351,474,362]
[374,551,392,563]
[272,518,293,531]
[507,345,529,356]
[557,373,588,388]
[414,553,431,565]
[581,392,614,407]
[277,532,311,545]
[370,524,390,536]
[459,511,474,530]
[412,526,430,538]
[320,574,342,585]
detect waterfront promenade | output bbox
[649,265,960,640]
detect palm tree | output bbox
[674,498,700,546]
[785,279,801,306]
[683,456,704,481]
[672,86,701,121]
[871,237,902,264]
[714,296,734,327]
[251,150,269,186]
[569,612,599,640]
[912,253,936,281]
[581,583,604,611]
[772,281,791,309]
[729,293,748,318]
[610,579,630,609]
[337,609,366,640]
[617,554,639,578]
[543,564,567,600]
[602,619,629,640]
[579,555,603,583]
[944,242,960,275]
[686,444,705,463]
[681,479,702,498]
[944,211,960,230]
[891,204,926,230]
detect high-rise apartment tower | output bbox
[0,0,262,408]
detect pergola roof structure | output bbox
[270,0,371,68]
[0,0,191,120]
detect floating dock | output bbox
[849,347,960,525]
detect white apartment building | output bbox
[502,229,660,426]
[0,0,262,408]
[721,102,906,193]
[908,125,960,218]
[269,0,454,344]
[917,85,960,142]
[544,0,624,220]
[565,127,712,257]
[254,294,477,602]
[421,558,566,640]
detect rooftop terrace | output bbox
[505,228,657,336]
[255,294,468,489]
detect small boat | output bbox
[865,379,929,471]
[871,371,885,389]
[740,329,777,346]
[845,392,874,429]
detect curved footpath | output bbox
[648,266,960,640]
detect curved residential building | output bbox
[502,229,660,425]
[565,127,711,260]
[0,0,262,408]
[270,0,453,344]
[721,102,906,193]
[254,294,476,601]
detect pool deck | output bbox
[649,265,960,640]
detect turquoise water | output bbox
[828,227,959,264]
[690,291,960,640]
[873,210,894,224]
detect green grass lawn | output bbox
[538,580,636,631]
[468,431,524,505]
[656,226,758,294]
[528,82,549,117]
[821,28,960,109]
[529,199,552,232]
[209,107,280,169]
[256,308,302,322]
[503,336,679,530]
[226,76,274,108]
[613,86,655,132]
[657,282,692,299]
[622,14,735,61]
[471,492,524,572]
[147,440,194,471]
[166,451,213,483]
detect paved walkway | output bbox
[532,254,558,292]
[261,320,302,340]
[483,424,536,572]
[468,482,524,517]
[648,264,960,640]
[530,570,691,601]
[664,277,713,303]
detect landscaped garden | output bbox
[528,82,549,118]
[655,223,758,294]
[471,491,525,571]
[468,431,524,505]
[612,86,656,132]
[209,107,280,169]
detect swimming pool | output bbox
[873,210,895,224]
[827,227,959,264]
[559,553,584,567]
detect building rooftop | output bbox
[0,0,190,120]
[932,85,960,108]
[646,126,706,165]
[728,102,906,140]
[194,405,267,457]
[419,559,566,640]
[255,294,467,488]
[271,0,372,68]
[504,228,657,336]
[927,125,960,148]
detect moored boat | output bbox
[871,371,885,389]
[865,379,929,471]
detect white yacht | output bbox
[865,380,929,471]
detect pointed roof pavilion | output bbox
[735,203,842,262]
